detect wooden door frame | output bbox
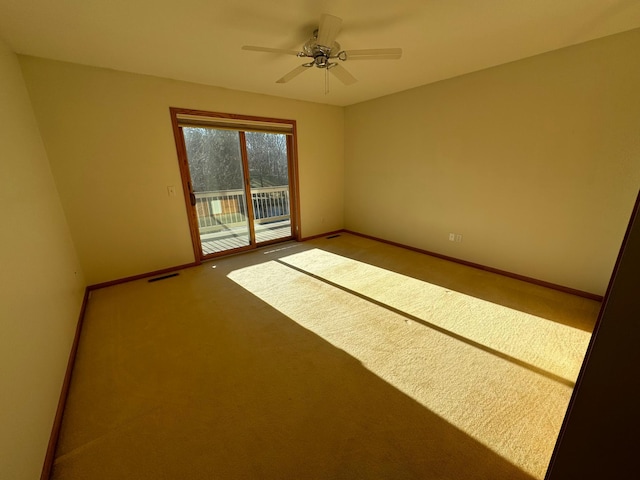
[169,107,301,263]
[238,131,258,245]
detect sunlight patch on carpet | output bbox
[227,250,591,479]
[278,249,591,382]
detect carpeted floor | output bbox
[51,233,600,479]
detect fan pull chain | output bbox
[325,68,329,95]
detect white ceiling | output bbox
[1,0,640,106]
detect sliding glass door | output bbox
[171,109,298,260]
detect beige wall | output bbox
[344,29,640,296]
[19,57,344,285]
[0,39,85,479]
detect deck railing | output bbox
[195,186,290,232]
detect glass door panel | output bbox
[245,132,293,244]
[182,127,252,255]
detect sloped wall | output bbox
[0,38,85,480]
[547,191,640,478]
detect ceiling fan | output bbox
[241,14,402,87]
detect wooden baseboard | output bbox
[88,262,198,291]
[343,230,603,302]
[40,288,90,480]
[299,229,345,242]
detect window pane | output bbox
[245,132,292,243]
[183,127,251,254]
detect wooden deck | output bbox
[201,220,292,255]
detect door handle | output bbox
[188,181,196,206]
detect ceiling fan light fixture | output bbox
[314,55,330,68]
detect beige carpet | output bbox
[51,233,599,479]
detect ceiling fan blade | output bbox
[345,54,402,60]
[316,14,342,48]
[329,64,357,86]
[276,64,312,83]
[242,45,302,56]
[342,48,402,60]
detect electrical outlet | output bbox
[455,234,463,243]
[449,233,455,241]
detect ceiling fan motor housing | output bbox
[303,31,340,69]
